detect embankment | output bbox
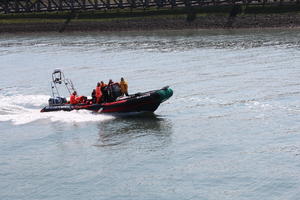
[1,5,300,32]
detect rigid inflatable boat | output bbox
[40,69,173,113]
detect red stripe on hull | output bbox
[101,100,127,106]
[101,100,158,113]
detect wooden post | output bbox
[14,0,19,12]
[47,0,51,11]
[36,0,41,11]
[95,0,98,9]
[4,0,9,13]
[25,0,29,12]
[71,0,74,9]
[82,0,86,9]
[59,0,62,10]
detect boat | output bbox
[40,69,173,113]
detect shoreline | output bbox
[1,13,300,33]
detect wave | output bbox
[0,94,114,125]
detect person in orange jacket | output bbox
[120,77,129,96]
[95,82,102,104]
[70,91,86,104]
[70,91,79,104]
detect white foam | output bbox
[0,94,114,125]
[44,110,114,124]
[5,94,50,106]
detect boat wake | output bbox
[0,94,114,125]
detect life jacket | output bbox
[120,80,128,94]
[96,86,102,98]
[76,96,84,103]
[70,94,78,104]
[100,83,107,89]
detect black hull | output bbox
[41,87,173,113]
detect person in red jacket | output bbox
[70,91,79,104]
[70,91,86,104]
[95,82,102,104]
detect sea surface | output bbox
[1,29,300,200]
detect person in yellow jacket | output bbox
[120,77,129,96]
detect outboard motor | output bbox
[48,97,67,106]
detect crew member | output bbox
[107,79,121,102]
[100,81,108,102]
[100,81,107,89]
[70,91,85,104]
[108,79,114,85]
[95,82,102,104]
[107,79,114,102]
[91,89,96,104]
[70,91,79,104]
[120,77,129,96]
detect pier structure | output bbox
[0,0,298,14]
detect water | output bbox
[1,29,300,200]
